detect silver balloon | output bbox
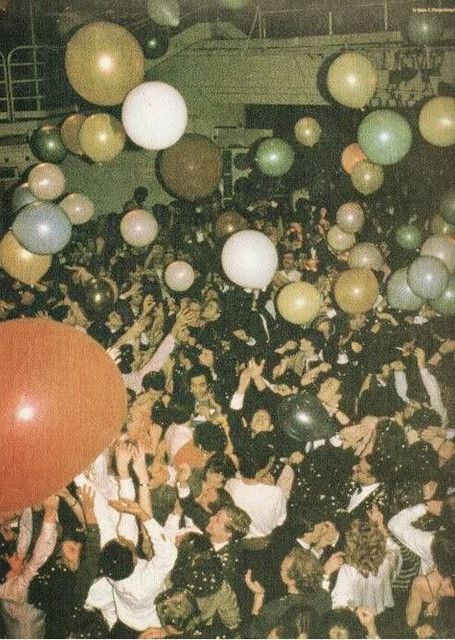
[348,242,384,271]
[387,267,423,311]
[407,256,449,300]
[420,235,455,274]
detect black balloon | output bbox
[84,278,116,320]
[276,391,337,443]
[134,23,169,59]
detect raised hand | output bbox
[77,485,96,525]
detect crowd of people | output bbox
[0,180,454,640]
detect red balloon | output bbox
[0,319,127,513]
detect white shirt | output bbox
[331,538,401,614]
[164,422,193,463]
[388,504,434,574]
[225,478,287,538]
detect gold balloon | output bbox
[327,225,356,252]
[0,232,51,285]
[327,52,377,109]
[78,113,126,163]
[341,143,367,174]
[28,163,66,200]
[65,21,144,106]
[294,117,322,147]
[334,267,379,315]
[431,214,455,238]
[61,113,87,155]
[351,160,384,195]
[277,281,321,325]
[419,96,455,147]
[215,211,247,238]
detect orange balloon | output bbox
[0,319,127,513]
[334,267,379,314]
[341,143,367,174]
[0,232,51,285]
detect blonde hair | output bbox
[344,519,387,577]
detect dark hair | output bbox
[188,364,211,384]
[167,402,193,425]
[117,344,135,374]
[273,604,318,639]
[98,540,135,581]
[142,371,166,392]
[238,445,272,479]
[366,419,408,483]
[408,408,442,430]
[49,304,71,322]
[320,608,365,639]
[193,422,227,456]
[441,494,455,534]
[154,587,200,634]
[172,546,224,598]
[432,529,455,578]
[203,454,236,481]
[0,556,9,584]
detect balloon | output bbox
[336,201,365,234]
[60,113,87,156]
[28,163,66,200]
[164,261,195,292]
[147,0,180,26]
[351,160,383,195]
[294,117,321,147]
[0,232,51,285]
[0,318,127,513]
[407,256,449,300]
[11,183,38,213]
[215,211,247,238]
[327,52,377,109]
[84,278,117,319]
[221,230,278,290]
[341,142,367,174]
[277,281,321,325]
[122,81,187,151]
[327,225,356,252]
[348,242,384,271]
[255,137,295,177]
[358,110,412,165]
[29,125,67,164]
[12,201,72,255]
[431,214,455,237]
[276,391,337,443]
[334,268,379,314]
[387,267,423,312]
[60,193,95,225]
[431,274,455,316]
[419,97,455,147]
[65,21,144,106]
[159,134,223,201]
[78,113,126,163]
[134,23,169,59]
[406,12,445,46]
[395,224,423,250]
[421,235,455,274]
[440,188,455,225]
[120,209,158,247]
[218,0,249,8]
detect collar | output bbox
[348,482,380,513]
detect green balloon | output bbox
[406,13,445,46]
[387,267,423,312]
[134,23,169,59]
[255,137,295,177]
[432,274,455,316]
[29,124,67,164]
[358,110,412,165]
[395,224,423,250]
[440,188,455,225]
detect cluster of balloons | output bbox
[341,142,366,174]
[0,318,127,513]
[59,111,127,164]
[221,230,278,290]
[327,202,365,252]
[294,117,322,147]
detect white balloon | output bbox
[221,230,278,290]
[421,234,455,274]
[147,0,180,27]
[122,81,188,151]
[120,209,159,247]
[164,261,195,292]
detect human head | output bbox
[154,587,200,636]
[188,364,211,400]
[238,445,273,480]
[193,422,227,458]
[320,608,365,639]
[251,408,273,434]
[352,457,376,486]
[98,538,136,581]
[203,455,236,487]
[206,505,251,543]
[142,371,166,393]
[408,408,443,431]
[280,547,323,593]
[345,519,387,577]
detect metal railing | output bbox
[4,45,78,123]
[0,52,11,122]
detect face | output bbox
[282,254,295,271]
[190,374,209,400]
[61,540,82,571]
[199,347,215,369]
[206,509,232,542]
[352,457,374,485]
[251,409,273,433]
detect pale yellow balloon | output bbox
[327,225,356,252]
[294,117,322,147]
[277,281,321,325]
[327,52,377,109]
[65,21,144,106]
[60,113,87,155]
[60,193,95,225]
[334,268,379,315]
[351,160,384,195]
[78,113,126,163]
[419,96,455,147]
[28,163,66,200]
[0,231,51,285]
